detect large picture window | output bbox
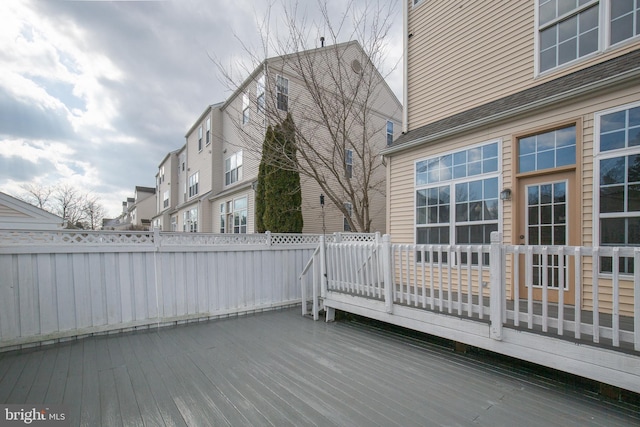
[595,103,640,274]
[415,141,500,265]
[536,1,640,74]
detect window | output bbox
[219,203,226,233]
[198,126,203,151]
[206,117,211,145]
[233,197,247,233]
[595,103,640,274]
[242,92,250,125]
[180,153,185,172]
[188,172,199,198]
[345,149,353,178]
[536,1,640,74]
[276,75,288,111]
[344,202,352,232]
[160,166,165,183]
[386,120,394,146]
[225,151,243,186]
[257,74,265,113]
[610,0,640,45]
[415,141,500,265]
[183,208,197,232]
[170,216,177,232]
[163,190,169,209]
[518,125,576,173]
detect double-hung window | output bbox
[233,197,247,234]
[163,190,169,209]
[198,126,203,151]
[344,202,353,232]
[242,92,250,125]
[595,102,640,274]
[537,1,640,74]
[345,149,353,178]
[386,120,394,146]
[225,151,243,186]
[276,75,288,111]
[206,118,211,145]
[256,75,265,113]
[415,141,500,264]
[188,171,199,198]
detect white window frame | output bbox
[343,202,353,232]
[170,216,177,232]
[198,126,203,152]
[232,196,247,234]
[593,100,640,276]
[163,190,169,209]
[183,207,198,233]
[242,92,250,125]
[386,120,394,146]
[414,139,502,266]
[345,149,353,178]
[219,203,226,233]
[256,74,265,113]
[188,171,199,198]
[206,117,211,145]
[276,75,289,112]
[534,0,640,76]
[225,151,243,186]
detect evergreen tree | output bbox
[259,114,303,233]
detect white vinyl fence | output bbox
[0,229,369,351]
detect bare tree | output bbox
[20,183,53,211]
[52,184,86,228]
[82,195,106,230]
[215,0,400,232]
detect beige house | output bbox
[382,1,640,314]
[156,41,401,234]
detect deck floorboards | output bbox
[1,307,639,426]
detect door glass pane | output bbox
[526,180,568,288]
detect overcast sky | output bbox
[0,0,402,218]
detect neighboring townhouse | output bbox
[157,41,401,234]
[382,1,640,314]
[0,191,63,230]
[106,187,156,231]
[151,150,180,231]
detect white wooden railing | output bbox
[304,233,640,352]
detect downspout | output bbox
[402,0,409,134]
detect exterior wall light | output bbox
[500,188,512,201]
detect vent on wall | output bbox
[351,59,362,74]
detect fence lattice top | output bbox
[0,229,378,247]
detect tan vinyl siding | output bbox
[407,1,533,130]
[389,82,640,316]
[406,1,640,132]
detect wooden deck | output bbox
[1,308,638,426]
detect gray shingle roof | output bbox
[387,48,640,154]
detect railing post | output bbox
[320,235,327,299]
[153,227,161,250]
[382,234,393,314]
[489,231,503,340]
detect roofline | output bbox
[184,103,223,138]
[381,66,640,157]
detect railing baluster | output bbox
[574,247,582,340]
[514,247,520,327]
[558,246,564,336]
[593,248,600,344]
[478,245,484,320]
[430,246,435,311]
[612,248,619,347]
[634,248,640,352]
[527,246,534,329]
[456,246,462,316]
[398,246,404,304]
[447,246,452,314]
[542,246,548,333]
[438,247,443,312]
[421,247,426,308]
[466,246,472,318]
